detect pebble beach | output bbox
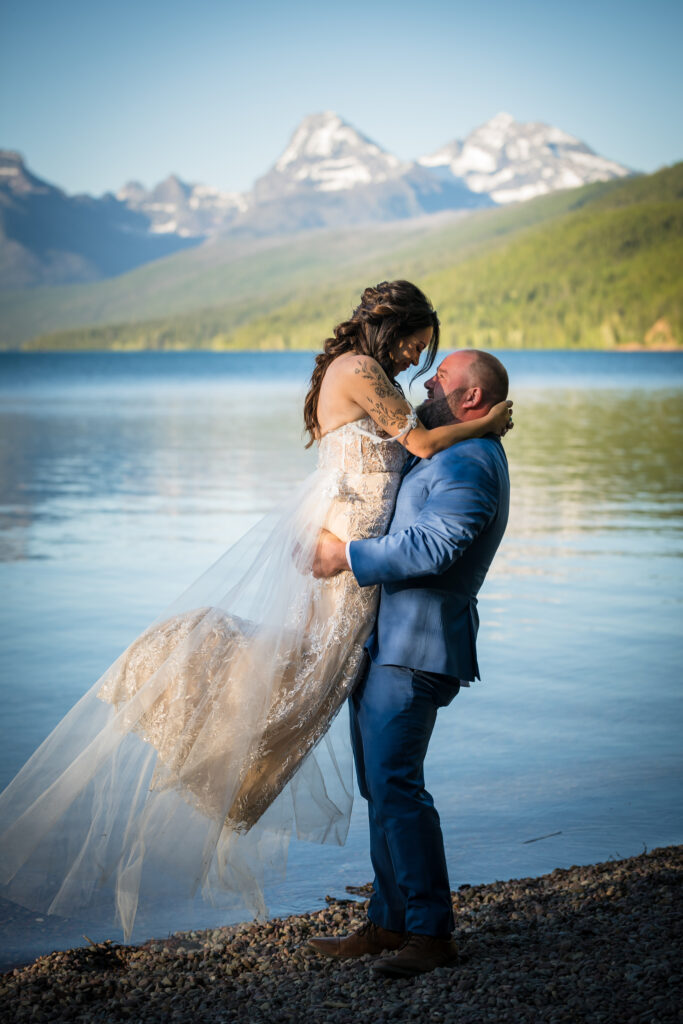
[2,844,681,1024]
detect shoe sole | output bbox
[371,956,459,979]
[308,943,400,960]
[307,942,346,959]
[372,962,424,978]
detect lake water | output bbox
[0,350,682,966]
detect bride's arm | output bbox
[345,356,511,458]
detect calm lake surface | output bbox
[0,350,682,964]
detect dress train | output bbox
[0,416,408,939]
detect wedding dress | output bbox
[0,413,412,940]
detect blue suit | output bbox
[348,436,510,936]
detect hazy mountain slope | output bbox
[0,216,465,346]
[14,162,683,351]
[0,180,618,348]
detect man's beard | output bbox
[417,389,466,429]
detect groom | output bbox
[309,349,511,978]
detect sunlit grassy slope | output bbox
[7,162,682,351]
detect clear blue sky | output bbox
[1,0,681,196]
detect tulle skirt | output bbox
[0,463,396,940]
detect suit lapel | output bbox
[401,454,421,478]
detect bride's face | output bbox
[390,326,433,375]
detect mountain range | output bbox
[0,151,198,289]
[3,160,680,353]
[1,112,632,290]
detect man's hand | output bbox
[312,529,349,579]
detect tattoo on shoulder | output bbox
[353,358,412,431]
[354,359,398,399]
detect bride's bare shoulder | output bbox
[322,352,387,389]
[316,353,382,434]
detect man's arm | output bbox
[349,454,499,587]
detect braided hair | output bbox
[303,280,440,446]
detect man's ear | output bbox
[461,386,483,409]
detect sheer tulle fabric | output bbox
[0,417,409,940]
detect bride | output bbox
[0,281,512,941]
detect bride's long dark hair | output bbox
[303,279,440,446]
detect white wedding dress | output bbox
[0,414,411,940]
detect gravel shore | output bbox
[2,844,681,1024]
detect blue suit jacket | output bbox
[348,435,510,681]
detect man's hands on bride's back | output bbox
[312,529,348,579]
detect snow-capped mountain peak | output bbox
[275,111,398,172]
[116,180,148,204]
[256,111,403,198]
[0,149,53,196]
[419,113,629,203]
[116,174,247,237]
[481,110,516,133]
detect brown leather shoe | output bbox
[371,933,459,977]
[308,920,404,959]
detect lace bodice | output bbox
[317,414,412,476]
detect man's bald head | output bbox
[418,349,509,427]
[451,350,509,405]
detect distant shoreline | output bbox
[2,344,681,355]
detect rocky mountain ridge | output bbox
[419,111,630,203]
[0,150,196,289]
[1,112,633,288]
[118,111,632,233]
[116,175,247,237]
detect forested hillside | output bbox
[12,162,682,351]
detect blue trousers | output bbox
[349,657,460,938]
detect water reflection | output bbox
[509,390,683,532]
[0,392,314,563]
[2,382,681,559]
